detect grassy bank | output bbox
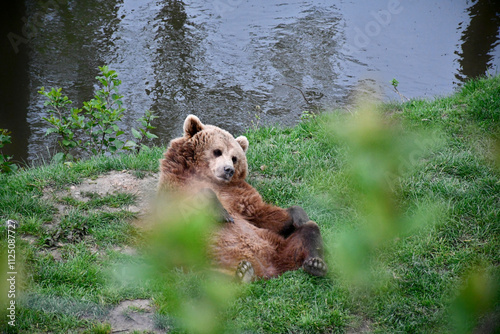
[1,75,499,333]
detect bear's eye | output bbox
[232,156,238,164]
[213,149,222,157]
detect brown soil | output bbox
[106,299,166,334]
[43,170,158,220]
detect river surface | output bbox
[1,0,499,163]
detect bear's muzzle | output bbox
[224,165,235,179]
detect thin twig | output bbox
[282,83,311,105]
[393,87,410,102]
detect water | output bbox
[1,0,499,164]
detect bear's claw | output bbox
[221,209,234,224]
[235,260,255,283]
[303,257,327,277]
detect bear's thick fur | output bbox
[159,115,327,280]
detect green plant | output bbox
[391,78,399,89]
[391,78,409,101]
[40,66,158,161]
[0,129,18,173]
[83,322,111,334]
[39,87,84,161]
[300,110,316,121]
[82,66,129,155]
[131,110,159,152]
[248,106,262,131]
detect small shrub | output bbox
[131,109,159,152]
[0,129,18,173]
[39,87,84,161]
[40,66,157,161]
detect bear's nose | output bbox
[224,166,235,178]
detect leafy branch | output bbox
[0,129,18,173]
[39,66,157,161]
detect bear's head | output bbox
[181,114,249,185]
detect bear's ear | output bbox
[183,115,204,138]
[235,136,249,153]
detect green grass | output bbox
[0,147,162,333]
[1,76,499,333]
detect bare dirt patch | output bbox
[41,170,158,254]
[347,317,373,333]
[107,299,166,334]
[43,170,159,219]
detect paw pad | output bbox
[303,257,327,277]
[236,260,255,283]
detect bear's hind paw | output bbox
[303,257,327,277]
[235,260,255,283]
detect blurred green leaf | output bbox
[131,128,142,139]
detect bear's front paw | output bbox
[303,257,327,277]
[198,188,234,224]
[287,206,310,228]
[235,260,255,283]
[221,208,235,224]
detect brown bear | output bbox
[158,115,327,281]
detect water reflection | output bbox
[0,2,30,163]
[456,0,500,81]
[266,7,342,110]
[24,0,124,162]
[149,1,343,140]
[150,0,203,138]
